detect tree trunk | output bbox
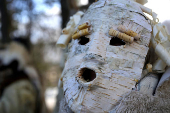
[0,0,11,43]
[60,0,70,28]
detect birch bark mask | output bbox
[60,0,151,112]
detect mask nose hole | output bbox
[79,68,96,82]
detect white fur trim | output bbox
[0,42,31,70]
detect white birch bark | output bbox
[59,0,152,112]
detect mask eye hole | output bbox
[110,37,125,46]
[78,36,89,45]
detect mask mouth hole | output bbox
[110,37,125,46]
[79,68,96,82]
[78,36,89,45]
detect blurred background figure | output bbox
[0,39,47,113]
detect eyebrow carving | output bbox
[118,25,141,40]
[78,21,91,30]
[109,28,134,43]
[72,28,91,40]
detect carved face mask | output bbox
[60,0,151,112]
